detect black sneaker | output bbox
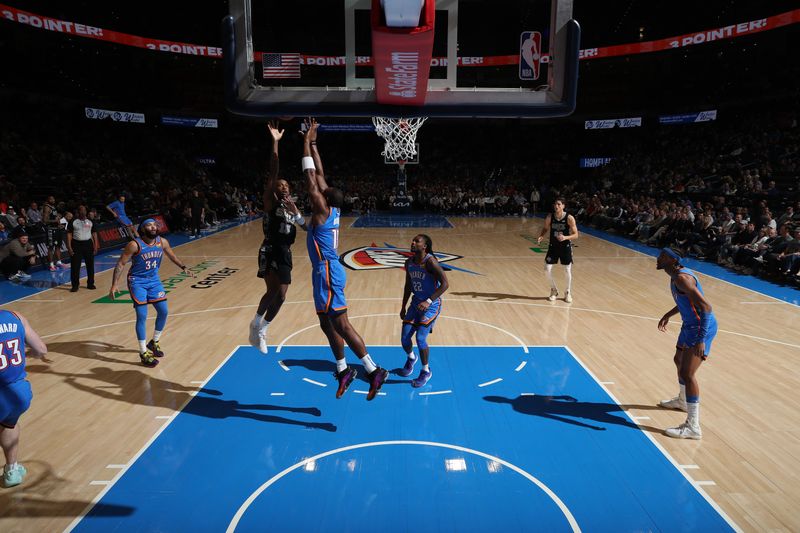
[334,366,357,399]
[87,284,97,290]
[140,349,159,367]
[366,367,389,401]
[147,339,164,358]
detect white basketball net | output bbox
[372,116,427,163]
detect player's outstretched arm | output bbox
[17,312,47,357]
[160,238,194,277]
[109,240,138,300]
[537,214,552,243]
[263,121,284,210]
[306,118,329,192]
[302,119,327,218]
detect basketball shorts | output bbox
[257,241,292,284]
[127,277,167,306]
[403,298,442,328]
[117,215,132,226]
[312,260,347,315]
[0,379,32,428]
[47,227,66,248]
[545,242,573,265]
[677,316,718,358]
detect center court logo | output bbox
[340,244,481,275]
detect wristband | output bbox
[302,156,315,171]
[426,298,433,304]
[294,215,306,226]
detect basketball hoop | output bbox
[372,116,427,166]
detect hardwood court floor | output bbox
[1,217,798,532]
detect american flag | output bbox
[262,53,301,79]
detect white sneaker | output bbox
[665,422,702,440]
[564,291,573,303]
[248,320,261,348]
[548,288,558,301]
[659,396,687,412]
[18,272,31,281]
[257,326,269,354]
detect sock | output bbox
[545,264,557,290]
[252,313,264,325]
[138,339,147,353]
[360,354,377,374]
[153,330,163,341]
[407,351,417,360]
[686,396,700,427]
[679,382,686,402]
[336,358,347,373]
[565,264,573,292]
[422,364,430,372]
[4,462,17,473]
[259,320,270,333]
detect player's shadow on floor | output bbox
[26,365,335,432]
[281,358,410,385]
[451,291,552,301]
[46,341,142,366]
[484,394,663,434]
[0,460,135,518]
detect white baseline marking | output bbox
[515,361,528,372]
[600,381,615,385]
[302,378,326,387]
[563,346,740,531]
[278,361,289,372]
[155,415,171,420]
[225,440,580,533]
[478,378,503,388]
[419,390,452,396]
[697,481,717,486]
[270,392,285,396]
[740,301,787,305]
[680,464,700,470]
[105,464,126,469]
[89,481,111,486]
[65,345,245,533]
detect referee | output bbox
[67,205,98,292]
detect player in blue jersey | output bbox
[656,247,718,440]
[106,193,138,238]
[303,119,388,401]
[109,219,194,367]
[398,234,449,388]
[0,310,48,487]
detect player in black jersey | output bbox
[537,198,579,302]
[248,122,306,353]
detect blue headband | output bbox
[139,218,156,230]
[660,248,681,261]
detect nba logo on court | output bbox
[519,31,542,81]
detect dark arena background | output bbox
[0,1,799,532]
